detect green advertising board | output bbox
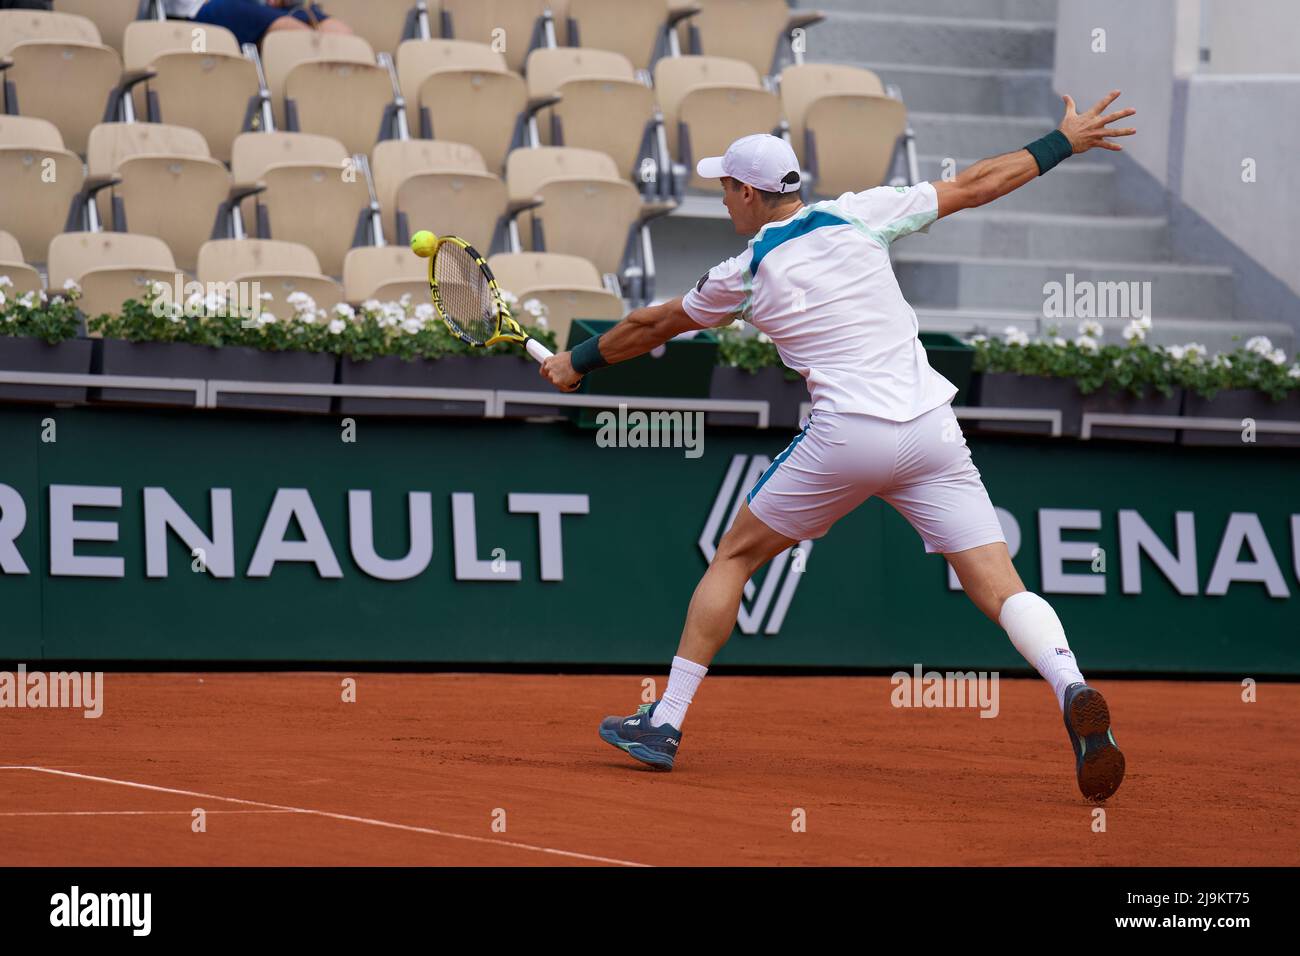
[0,404,1296,673]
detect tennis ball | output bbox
[410,230,437,258]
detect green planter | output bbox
[919,332,975,407]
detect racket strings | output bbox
[434,244,497,345]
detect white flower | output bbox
[757,332,772,344]
[499,289,519,307]
[260,291,273,302]
[969,334,988,345]
[1212,354,1233,370]
[18,291,36,309]
[1267,348,1287,366]
[1052,336,1067,348]
[203,292,227,314]
[381,302,405,328]
[1077,319,1104,338]
[361,298,381,312]
[399,293,412,308]
[333,302,356,321]
[1004,326,1030,347]
[1244,335,1273,356]
[286,291,316,313]
[62,278,80,293]
[523,298,546,318]
[1288,364,1300,380]
[401,317,422,335]
[1136,315,1152,329]
[0,275,13,289]
[414,303,434,323]
[1121,320,1147,343]
[149,280,167,297]
[534,316,549,330]
[729,318,745,330]
[328,318,347,335]
[259,311,277,326]
[1167,344,1185,361]
[1183,343,1207,363]
[1074,334,1099,354]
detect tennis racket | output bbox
[416,233,555,365]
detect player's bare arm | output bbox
[933,89,1136,218]
[538,296,698,391]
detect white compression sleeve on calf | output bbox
[650,656,708,729]
[998,591,1086,710]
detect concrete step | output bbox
[858,60,1059,117]
[911,111,1083,161]
[916,307,1295,355]
[806,0,1059,22]
[807,11,1055,72]
[893,253,1237,319]
[898,211,1170,261]
[916,155,1118,215]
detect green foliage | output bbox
[0,279,82,343]
[712,321,801,381]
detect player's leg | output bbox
[885,404,1124,800]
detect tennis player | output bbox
[540,91,1136,801]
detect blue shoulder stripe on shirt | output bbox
[748,209,851,277]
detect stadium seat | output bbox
[231,131,370,277]
[487,251,624,347]
[0,116,86,265]
[565,0,692,72]
[261,30,382,136]
[342,245,427,303]
[48,231,177,323]
[86,122,231,275]
[0,9,123,155]
[371,138,489,241]
[0,230,43,297]
[505,146,643,279]
[198,238,344,313]
[779,63,884,159]
[393,169,509,254]
[318,0,422,57]
[437,0,554,74]
[654,55,782,192]
[525,47,656,180]
[123,20,258,164]
[396,38,527,172]
[680,0,825,78]
[800,92,905,196]
[52,0,140,55]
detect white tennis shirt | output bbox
[681,183,957,423]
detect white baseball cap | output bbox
[696,133,802,194]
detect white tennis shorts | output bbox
[746,404,1007,553]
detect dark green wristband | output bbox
[1024,129,1074,176]
[571,334,609,375]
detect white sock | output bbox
[650,656,707,729]
[998,591,1086,710]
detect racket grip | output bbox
[525,338,553,364]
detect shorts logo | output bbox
[700,455,812,635]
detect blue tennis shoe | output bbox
[1062,682,1126,801]
[599,701,681,771]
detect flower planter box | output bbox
[94,339,336,413]
[0,336,94,404]
[1081,387,1184,443]
[707,365,808,429]
[338,354,558,418]
[1181,390,1300,448]
[970,372,1083,437]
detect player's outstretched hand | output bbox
[1058,90,1137,153]
[540,352,583,392]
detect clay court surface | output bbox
[2,673,1296,866]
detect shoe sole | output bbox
[599,726,674,771]
[1067,687,1126,802]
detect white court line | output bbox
[0,767,648,867]
[0,810,296,817]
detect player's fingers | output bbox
[1105,128,1137,138]
[1100,108,1137,126]
[1100,141,1123,151]
[1062,93,1077,116]
[1089,89,1121,116]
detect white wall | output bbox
[1205,0,1300,74]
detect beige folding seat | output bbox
[0,116,86,264]
[87,122,231,274]
[122,21,258,164]
[438,0,553,73]
[565,0,689,71]
[780,63,884,164]
[0,10,122,154]
[231,131,369,277]
[654,55,781,191]
[525,47,655,178]
[0,230,43,297]
[198,238,344,313]
[801,93,905,196]
[393,169,509,254]
[396,38,526,171]
[314,0,421,57]
[342,245,428,303]
[261,31,395,153]
[505,147,642,277]
[48,231,177,323]
[680,0,825,78]
[371,138,488,240]
[488,251,623,347]
[52,0,139,54]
